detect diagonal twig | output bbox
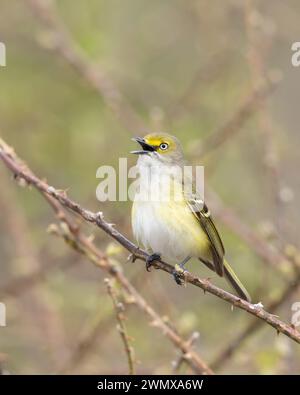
[0,138,300,345]
[172,331,200,373]
[105,278,136,375]
[191,71,282,159]
[208,189,291,273]
[211,269,300,371]
[0,138,212,374]
[25,0,146,133]
[49,220,213,374]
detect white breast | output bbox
[131,157,207,263]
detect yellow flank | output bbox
[156,198,210,257]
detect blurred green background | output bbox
[0,0,300,374]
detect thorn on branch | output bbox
[172,331,200,373]
[1,136,300,351]
[13,173,28,188]
[47,186,56,195]
[1,133,213,375]
[105,278,136,375]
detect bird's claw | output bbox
[145,253,161,272]
[172,264,188,286]
[173,271,183,285]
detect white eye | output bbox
[159,142,168,150]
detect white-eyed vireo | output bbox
[131,133,251,302]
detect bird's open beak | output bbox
[130,137,156,155]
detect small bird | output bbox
[131,133,251,302]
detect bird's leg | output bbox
[145,252,161,272]
[173,256,191,285]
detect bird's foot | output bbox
[146,253,161,272]
[172,264,188,286]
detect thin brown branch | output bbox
[0,138,211,374]
[0,171,69,364]
[172,331,200,374]
[191,71,282,159]
[167,52,230,121]
[105,278,136,375]
[208,189,291,273]
[244,0,287,244]
[59,272,142,373]
[211,269,300,371]
[59,306,118,374]
[25,0,146,133]
[1,138,299,345]
[49,221,212,375]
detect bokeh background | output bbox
[0,0,300,374]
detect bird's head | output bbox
[131,133,184,165]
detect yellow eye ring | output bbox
[159,143,168,150]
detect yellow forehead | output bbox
[144,134,176,151]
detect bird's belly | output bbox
[132,200,209,263]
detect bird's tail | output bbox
[223,259,251,302]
